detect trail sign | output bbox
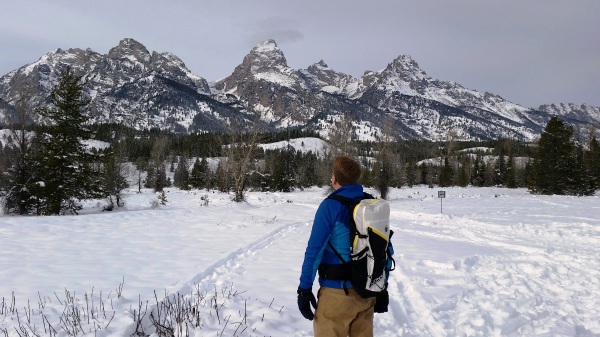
[438,190,446,213]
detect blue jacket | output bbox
[299,184,365,290]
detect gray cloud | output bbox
[250,29,304,47]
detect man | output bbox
[297,155,391,337]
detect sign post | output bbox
[438,190,446,214]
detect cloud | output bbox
[246,17,304,48]
[250,29,304,46]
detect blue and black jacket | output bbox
[299,184,395,290]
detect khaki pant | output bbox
[314,287,376,337]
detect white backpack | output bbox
[323,194,394,298]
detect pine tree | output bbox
[494,151,507,186]
[569,144,595,196]
[585,136,600,191]
[405,161,417,188]
[35,67,102,214]
[190,157,210,189]
[456,156,470,187]
[155,164,168,192]
[173,156,190,190]
[529,117,577,195]
[0,133,37,214]
[505,153,518,188]
[419,163,429,185]
[298,152,319,188]
[439,157,454,187]
[271,148,295,192]
[144,165,157,189]
[471,155,485,187]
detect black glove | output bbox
[297,287,318,320]
[374,289,389,313]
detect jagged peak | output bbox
[306,60,330,73]
[152,51,187,69]
[116,38,147,50]
[388,55,425,73]
[250,40,285,62]
[394,54,418,64]
[108,38,151,63]
[247,39,287,67]
[253,39,279,53]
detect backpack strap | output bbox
[318,193,371,294]
[387,230,396,272]
[326,193,366,253]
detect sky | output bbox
[1,0,599,109]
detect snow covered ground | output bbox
[1,186,599,336]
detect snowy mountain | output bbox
[0,38,245,132]
[1,38,598,141]
[538,103,600,128]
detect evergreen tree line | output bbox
[1,69,599,216]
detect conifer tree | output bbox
[298,152,319,188]
[456,157,470,187]
[0,100,36,214]
[471,155,486,187]
[494,151,507,186]
[190,157,210,189]
[405,161,417,188]
[418,163,429,185]
[173,156,190,190]
[585,136,600,191]
[569,143,595,195]
[439,157,454,187]
[1,137,37,214]
[271,148,295,192]
[529,117,577,195]
[505,153,518,188]
[35,67,102,214]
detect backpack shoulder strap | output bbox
[325,193,365,258]
[326,194,356,206]
[363,192,376,200]
[326,192,374,205]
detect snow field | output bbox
[0,186,599,336]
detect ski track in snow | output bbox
[175,221,304,295]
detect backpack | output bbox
[319,193,395,298]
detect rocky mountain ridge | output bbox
[1,38,598,141]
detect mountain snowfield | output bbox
[1,185,599,336]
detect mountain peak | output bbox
[389,55,424,73]
[316,60,328,68]
[253,39,278,53]
[246,39,287,70]
[108,38,151,64]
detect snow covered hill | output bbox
[259,137,330,156]
[1,186,599,336]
